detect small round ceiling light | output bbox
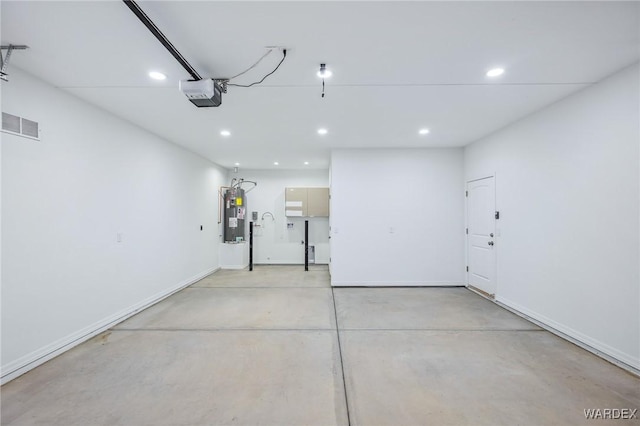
[317,63,332,78]
[148,71,166,80]
[486,68,505,77]
[274,161,279,166]
[220,130,231,137]
[419,128,430,135]
[234,162,240,166]
[304,161,309,165]
[317,128,328,135]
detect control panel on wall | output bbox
[285,187,329,217]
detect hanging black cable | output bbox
[228,49,287,88]
[123,0,202,81]
[228,49,273,81]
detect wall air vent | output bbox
[1,112,40,140]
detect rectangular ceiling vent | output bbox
[2,112,40,140]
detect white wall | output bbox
[465,63,640,369]
[234,169,330,264]
[330,149,465,286]
[1,69,226,382]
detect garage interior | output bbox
[1,1,639,425]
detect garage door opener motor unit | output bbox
[179,79,223,107]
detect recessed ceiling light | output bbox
[274,161,279,166]
[148,71,166,80]
[304,161,309,165]
[419,128,430,135]
[234,162,240,166]
[317,128,328,135]
[486,68,505,77]
[317,63,332,78]
[220,130,231,137]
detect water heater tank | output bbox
[224,187,246,242]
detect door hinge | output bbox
[465,228,468,234]
[465,190,468,197]
[495,211,500,220]
[466,266,469,272]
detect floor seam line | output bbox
[336,328,545,332]
[331,287,352,426]
[187,286,331,289]
[110,328,543,332]
[111,328,338,332]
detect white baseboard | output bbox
[496,295,640,375]
[220,264,249,270]
[1,266,219,385]
[331,280,464,287]
[253,261,329,265]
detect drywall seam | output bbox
[496,295,640,373]
[0,266,219,385]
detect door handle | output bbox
[488,241,494,246]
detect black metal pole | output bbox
[249,221,253,271]
[122,0,202,81]
[305,220,309,271]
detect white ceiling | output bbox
[2,1,639,170]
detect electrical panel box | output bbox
[285,187,329,217]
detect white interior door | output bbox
[467,177,496,296]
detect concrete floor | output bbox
[2,265,639,425]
